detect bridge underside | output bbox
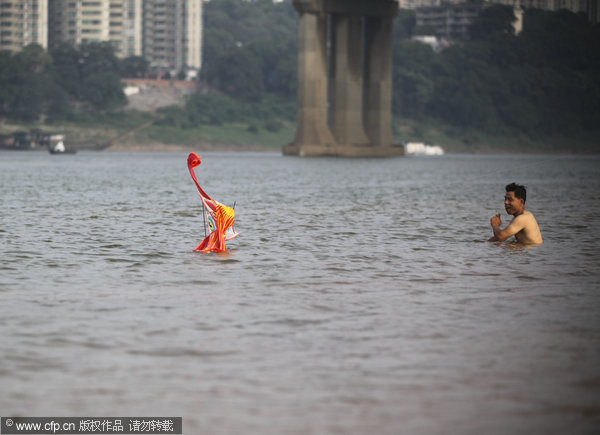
[284,0,403,157]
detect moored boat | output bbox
[405,142,445,156]
[47,133,77,154]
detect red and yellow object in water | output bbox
[187,152,238,253]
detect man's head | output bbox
[504,182,526,215]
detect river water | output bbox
[1,151,599,434]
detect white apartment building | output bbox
[48,0,203,76]
[143,0,202,76]
[0,0,48,52]
[48,0,142,57]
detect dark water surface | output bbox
[1,151,599,434]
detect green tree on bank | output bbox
[0,41,127,122]
[155,0,298,132]
[393,5,600,145]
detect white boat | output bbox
[48,134,76,154]
[405,142,444,156]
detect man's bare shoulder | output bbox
[507,212,531,230]
[514,210,543,244]
[515,210,537,222]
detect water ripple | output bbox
[1,152,599,434]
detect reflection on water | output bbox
[1,152,599,434]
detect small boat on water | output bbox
[47,134,76,154]
[405,142,445,156]
[1,116,160,153]
[0,129,76,153]
[49,147,77,154]
[0,130,37,150]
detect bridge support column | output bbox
[288,10,336,153]
[329,14,369,146]
[284,0,402,157]
[364,15,394,147]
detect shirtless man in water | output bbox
[488,183,543,245]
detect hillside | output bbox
[122,79,200,112]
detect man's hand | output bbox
[490,213,502,228]
[487,214,503,242]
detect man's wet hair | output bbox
[506,182,526,203]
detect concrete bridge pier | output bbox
[283,0,402,157]
[329,14,370,147]
[364,15,395,148]
[290,11,336,150]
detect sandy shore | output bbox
[105,141,277,153]
[105,142,196,152]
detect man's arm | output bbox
[489,214,526,242]
[488,214,502,241]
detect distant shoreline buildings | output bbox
[404,0,598,41]
[1,0,203,78]
[399,0,597,19]
[0,0,597,77]
[0,0,48,52]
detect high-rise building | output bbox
[111,0,143,57]
[401,0,597,22]
[48,0,142,57]
[492,0,588,13]
[412,0,596,37]
[47,0,202,76]
[142,0,202,77]
[0,0,48,52]
[397,0,441,9]
[416,3,484,39]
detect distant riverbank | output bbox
[2,117,598,154]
